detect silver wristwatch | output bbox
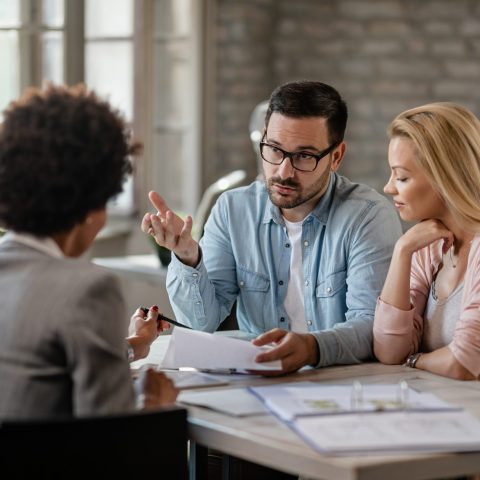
[405,352,422,368]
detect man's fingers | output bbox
[252,328,286,346]
[179,215,193,238]
[255,349,301,376]
[162,211,178,244]
[150,215,166,243]
[148,191,169,214]
[141,212,153,234]
[255,341,291,363]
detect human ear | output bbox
[330,142,346,172]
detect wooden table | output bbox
[134,334,480,480]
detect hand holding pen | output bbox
[140,306,192,330]
[128,305,192,361]
[127,306,164,361]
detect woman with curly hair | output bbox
[374,102,480,380]
[0,84,177,419]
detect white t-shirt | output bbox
[422,280,464,352]
[283,218,308,333]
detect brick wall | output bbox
[213,0,480,192]
[213,0,276,180]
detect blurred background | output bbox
[1,0,480,260]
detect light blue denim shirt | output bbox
[167,173,402,367]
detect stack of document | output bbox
[293,410,480,454]
[161,369,229,389]
[249,382,460,421]
[249,382,480,454]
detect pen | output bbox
[140,307,192,329]
[197,368,238,374]
[175,367,238,374]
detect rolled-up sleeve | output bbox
[314,197,402,366]
[449,237,480,378]
[373,245,433,364]
[373,298,423,364]
[166,197,238,332]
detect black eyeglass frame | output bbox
[259,138,340,172]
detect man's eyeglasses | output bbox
[260,140,339,172]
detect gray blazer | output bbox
[0,239,134,419]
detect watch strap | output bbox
[405,352,422,368]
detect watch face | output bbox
[407,352,421,368]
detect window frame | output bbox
[1,0,209,221]
[133,0,207,215]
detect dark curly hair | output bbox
[0,84,141,235]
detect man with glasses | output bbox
[143,80,402,374]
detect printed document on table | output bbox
[293,410,480,454]
[161,369,229,389]
[161,328,282,372]
[249,382,461,422]
[179,388,268,417]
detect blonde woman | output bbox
[373,102,480,380]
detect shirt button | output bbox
[285,243,290,248]
[278,280,284,285]
[239,281,245,287]
[280,317,285,322]
[305,280,309,286]
[326,286,332,293]
[304,241,309,247]
[307,320,312,326]
[192,273,198,278]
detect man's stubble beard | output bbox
[265,162,332,210]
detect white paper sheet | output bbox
[161,328,282,371]
[179,388,268,416]
[161,369,229,389]
[293,410,480,454]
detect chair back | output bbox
[0,407,188,479]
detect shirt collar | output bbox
[0,231,65,259]
[262,172,337,226]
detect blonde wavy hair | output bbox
[388,102,480,232]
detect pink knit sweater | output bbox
[373,236,480,378]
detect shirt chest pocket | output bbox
[315,269,347,298]
[237,268,270,292]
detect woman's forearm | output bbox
[379,242,413,310]
[416,346,476,380]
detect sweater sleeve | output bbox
[373,245,434,364]
[449,237,480,378]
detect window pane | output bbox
[0,31,19,115]
[42,31,64,84]
[85,41,133,120]
[0,0,20,27]
[154,41,190,126]
[42,0,64,27]
[154,131,185,210]
[154,0,190,36]
[85,0,133,37]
